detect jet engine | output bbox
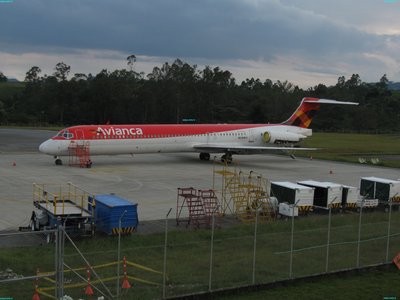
[262,131,306,144]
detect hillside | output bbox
[0,82,25,100]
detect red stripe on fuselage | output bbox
[52,124,277,140]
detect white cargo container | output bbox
[297,180,342,209]
[342,185,359,209]
[360,177,400,203]
[270,181,314,212]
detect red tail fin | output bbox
[282,97,358,128]
[282,97,321,128]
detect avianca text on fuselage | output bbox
[38,97,358,165]
[96,127,144,137]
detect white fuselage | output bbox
[39,125,312,156]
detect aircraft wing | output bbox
[193,144,317,154]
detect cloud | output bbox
[0,0,399,86]
[0,0,392,59]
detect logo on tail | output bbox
[282,97,358,128]
[282,97,321,128]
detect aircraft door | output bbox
[248,129,257,143]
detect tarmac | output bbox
[1,128,399,232]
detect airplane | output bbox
[39,97,358,165]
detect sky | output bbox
[1,0,400,88]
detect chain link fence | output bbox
[1,205,399,299]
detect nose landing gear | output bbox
[54,156,63,165]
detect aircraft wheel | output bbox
[55,158,63,165]
[221,153,233,164]
[30,211,37,231]
[199,153,210,161]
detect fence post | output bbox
[386,199,393,262]
[117,210,127,299]
[356,198,364,268]
[252,202,261,285]
[163,208,172,299]
[325,198,336,273]
[209,205,219,292]
[289,200,300,279]
[55,222,64,299]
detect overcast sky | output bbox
[1,0,400,87]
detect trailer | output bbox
[89,194,138,235]
[297,180,342,209]
[341,185,359,209]
[27,183,95,238]
[22,183,138,239]
[360,177,400,204]
[270,181,314,214]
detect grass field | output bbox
[299,132,400,168]
[0,210,399,299]
[216,266,400,300]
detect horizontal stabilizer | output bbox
[305,99,359,105]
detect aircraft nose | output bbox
[39,139,51,154]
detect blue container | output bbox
[89,194,138,235]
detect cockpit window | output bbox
[56,130,74,139]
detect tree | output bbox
[25,66,42,82]
[53,62,71,81]
[0,71,7,82]
[72,73,88,81]
[336,76,345,88]
[378,74,389,88]
[127,54,136,72]
[345,74,361,88]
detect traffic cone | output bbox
[121,256,131,289]
[85,267,94,296]
[32,268,40,300]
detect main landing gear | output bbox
[221,152,233,164]
[199,152,233,163]
[199,152,211,161]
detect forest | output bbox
[0,59,399,133]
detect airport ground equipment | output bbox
[360,177,400,204]
[213,163,276,222]
[176,187,218,228]
[68,140,92,168]
[297,180,342,209]
[88,194,138,235]
[278,202,299,217]
[270,181,314,213]
[29,183,95,236]
[341,185,359,209]
[356,198,379,209]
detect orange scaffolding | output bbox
[68,141,92,168]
